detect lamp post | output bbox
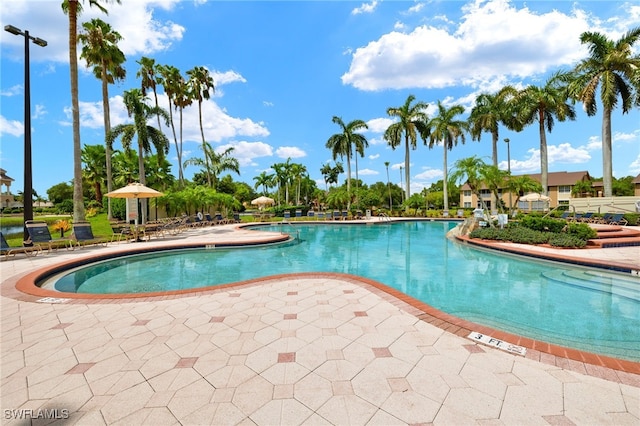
[4,25,47,241]
[504,138,512,212]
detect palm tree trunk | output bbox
[346,151,352,210]
[538,115,548,196]
[404,136,410,200]
[602,108,613,197]
[199,102,212,186]
[101,66,113,219]
[443,141,449,212]
[69,0,85,222]
[490,131,498,210]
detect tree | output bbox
[184,144,239,191]
[450,156,486,210]
[253,171,274,196]
[515,71,576,196]
[326,116,368,209]
[78,17,126,219]
[157,64,186,185]
[81,144,106,205]
[290,163,307,205]
[108,89,170,223]
[568,27,640,197]
[384,95,430,200]
[62,0,120,222]
[504,175,543,207]
[427,101,467,212]
[137,57,163,132]
[187,66,215,186]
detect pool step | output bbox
[541,269,640,302]
[587,225,640,248]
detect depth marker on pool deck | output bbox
[37,297,71,304]
[468,331,527,356]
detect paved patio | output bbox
[1,222,638,425]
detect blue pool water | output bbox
[43,221,640,361]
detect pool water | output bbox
[43,221,640,361]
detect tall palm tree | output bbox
[136,57,162,132]
[187,66,215,186]
[468,86,518,166]
[326,116,368,209]
[290,163,307,205]
[253,171,274,196]
[81,143,106,205]
[384,95,430,200]
[505,175,543,208]
[157,64,186,185]
[515,71,576,196]
[427,101,467,212]
[78,17,126,220]
[108,89,170,223]
[568,27,640,197]
[320,163,332,191]
[62,0,120,222]
[111,149,139,187]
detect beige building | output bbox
[1,168,16,209]
[459,171,593,211]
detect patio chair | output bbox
[605,213,628,226]
[317,211,325,220]
[283,211,291,222]
[70,221,106,249]
[332,210,341,220]
[295,210,302,221]
[341,210,349,220]
[25,220,73,252]
[578,212,595,223]
[1,231,41,258]
[232,212,241,223]
[110,221,133,244]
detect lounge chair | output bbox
[1,231,41,258]
[604,213,628,226]
[307,210,315,220]
[283,211,291,222]
[25,220,73,252]
[341,210,348,220]
[317,212,325,220]
[70,221,106,248]
[232,212,241,223]
[578,212,595,223]
[332,210,341,220]
[110,221,133,243]
[295,210,302,221]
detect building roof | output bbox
[0,168,14,185]
[460,171,591,190]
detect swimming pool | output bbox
[40,221,640,361]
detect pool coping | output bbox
[3,225,639,383]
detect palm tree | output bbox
[325,116,368,209]
[172,75,193,187]
[145,154,175,191]
[450,156,486,210]
[81,144,106,205]
[253,171,273,196]
[515,71,576,196]
[78,17,126,220]
[320,163,332,191]
[290,163,307,205]
[427,101,467,212]
[111,149,139,187]
[108,89,170,223]
[157,64,186,185]
[136,56,162,132]
[62,0,120,222]
[185,144,239,191]
[479,165,509,213]
[187,66,215,186]
[504,175,543,208]
[384,95,430,200]
[384,161,392,209]
[568,27,640,197]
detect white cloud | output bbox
[351,1,378,15]
[0,116,23,137]
[414,167,443,181]
[33,104,47,119]
[276,146,306,159]
[505,142,592,173]
[368,154,380,160]
[342,0,593,91]
[366,117,395,133]
[1,85,22,97]
[220,141,273,167]
[358,168,378,176]
[628,154,640,175]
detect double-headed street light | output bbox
[4,25,47,241]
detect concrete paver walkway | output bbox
[1,223,638,425]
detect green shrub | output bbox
[548,234,587,248]
[565,222,597,240]
[520,215,566,233]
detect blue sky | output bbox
[1,0,639,198]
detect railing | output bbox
[378,212,391,222]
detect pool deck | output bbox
[1,220,638,425]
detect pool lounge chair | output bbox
[307,210,315,220]
[295,210,302,221]
[1,231,41,258]
[110,221,133,243]
[283,211,291,222]
[70,221,106,249]
[25,220,73,252]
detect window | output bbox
[558,185,571,194]
[463,190,471,197]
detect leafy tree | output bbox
[426,101,467,212]
[157,64,186,185]
[384,95,430,200]
[568,27,640,197]
[515,71,576,196]
[326,116,368,209]
[187,66,215,186]
[505,175,543,207]
[81,144,106,205]
[136,56,162,132]
[62,0,121,222]
[253,171,274,196]
[47,182,74,205]
[78,17,125,219]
